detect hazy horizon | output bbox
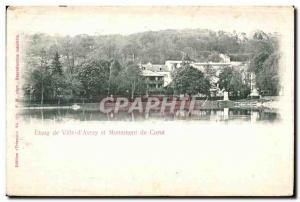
[8,6,290,36]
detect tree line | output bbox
[22,29,280,104]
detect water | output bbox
[19,107,279,123]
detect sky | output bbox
[7,6,293,36]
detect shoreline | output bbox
[20,99,280,111]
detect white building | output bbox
[139,54,249,95]
[140,62,172,90]
[165,60,183,71]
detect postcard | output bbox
[6,6,294,196]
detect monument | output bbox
[223,91,229,101]
[249,72,260,98]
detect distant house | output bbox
[139,53,249,96]
[219,53,231,63]
[165,60,182,71]
[140,62,171,93]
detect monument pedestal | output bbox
[249,88,260,99]
[249,72,260,99]
[223,91,229,101]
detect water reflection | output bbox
[19,107,279,123]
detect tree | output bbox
[204,65,217,81]
[208,52,222,62]
[29,49,52,105]
[116,62,146,98]
[247,31,280,96]
[218,66,233,91]
[253,31,269,40]
[249,52,270,74]
[110,59,122,77]
[63,73,84,100]
[50,51,65,104]
[108,59,123,95]
[218,66,250,97]
[78,59,110,98]
[51,51,63,75]
[172,64,210,96]
[256,53,280,95]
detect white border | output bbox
[0,1,298,201]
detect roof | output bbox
[192,62,231,66]
[141,63,169,72]
[141,70,165,77]
[165,60,182,64]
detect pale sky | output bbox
[7,6,293,36]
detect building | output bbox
[165,60,182,71]
[140,62,170,93]
[139,54,249,95]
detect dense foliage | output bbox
[22,29,280,104]
[172,64,211,96]
[218,66,250,97]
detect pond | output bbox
[19,107,280,123]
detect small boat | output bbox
[71,104,81,110]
